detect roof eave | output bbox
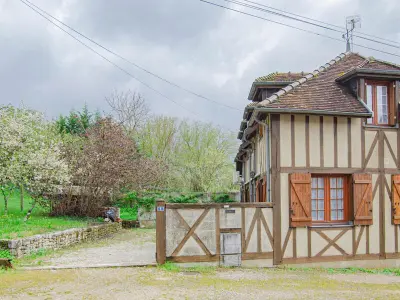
[248,81,294,100]
[254,107,372,118]
[336,69,400,83]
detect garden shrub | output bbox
[212,194,235,203]
[0,250,13,260]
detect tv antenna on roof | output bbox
[343,15,361,52]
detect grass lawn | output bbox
[0,190,99,240]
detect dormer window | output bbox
[365,81,394,126]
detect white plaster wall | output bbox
[365,131,379,169]
[351,118,362,168]
[323,116,334,167]
[296,228,308,258]
[385,174,396,253]
[337,117,348,168]
[280,115,292,167]
[309,115,321,167]
[384,131,397,168]
[294,115,306,167]
[369,174,380,254]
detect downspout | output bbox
[255,114,271,203]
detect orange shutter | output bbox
[392,175,400,225]
[289,173,312,227]
[353,173,373,225]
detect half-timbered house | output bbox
[235,52,400,266]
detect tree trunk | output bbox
[20,185,24,212]
[24,199,37,222]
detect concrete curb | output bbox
[20,262,157,271]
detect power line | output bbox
[20,0,241,112]
[18,0,237,132]
[199,0,400,59]
[223,0,400,50]
[241,0,400,46]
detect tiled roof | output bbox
[254,52,373,116]
[255,72,306,83]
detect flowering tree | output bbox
[0,106,70,218]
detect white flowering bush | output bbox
[0,106,70,219]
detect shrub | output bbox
[212,194,235,203]
[0,250,13,260]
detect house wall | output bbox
[272,113,400,265]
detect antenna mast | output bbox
[343,15,361,52]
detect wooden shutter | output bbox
[353,173,373,225]
[289,173,312,227]
[392,175,400,225]
[262,175,267,202]
[389,83,396,126]
[256,180,260,202]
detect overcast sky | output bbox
[1,0,400,132]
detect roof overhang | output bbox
[336,68,400,83]
[248,81,294,101]
[237,131,243,140]
[254,107,372,118]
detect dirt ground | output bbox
[1,267,400,299]
[19,229,156,268]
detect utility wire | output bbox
[18,0,237,132]
[199,0,400,59]
[20,0,241,112]
[223,0,400,50]
[241,0,400,46]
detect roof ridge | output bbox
[353,52,400,69]
[257,52,350,106]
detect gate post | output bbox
[156,199,166,264]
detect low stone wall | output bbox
[0,222,122,258]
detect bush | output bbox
[0,250,13,260]
[167,194,200,204]
[212,194,235,203]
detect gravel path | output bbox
[1,267,400,299]
[21,229,156,268]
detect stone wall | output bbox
[0,222,122,258]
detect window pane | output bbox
[330,178,336,188]
[337,178,343,188]
[366,85,373,124]
[312,211,317,220]
[312,189,317,199]
[318,178,324,187]
[318,200,324,209]
[337,189,343,199]
[331,200,336,209]
[337,200,343,209]
[312,178,317,188]
[318,189,324,199]
[377,85,388,124]
[312,200,316,210]
[331,211,337,220]
[338,210,344,220]
[318,211,324,220]
[330,189,336,199]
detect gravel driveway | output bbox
[20,228,156,268]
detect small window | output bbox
[365,81,392,126]
[311,175,349,223]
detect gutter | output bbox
[254,107,372,118]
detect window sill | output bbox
[309,223,353,229]
[363,124,398,129]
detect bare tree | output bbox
[106,90,150,133]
